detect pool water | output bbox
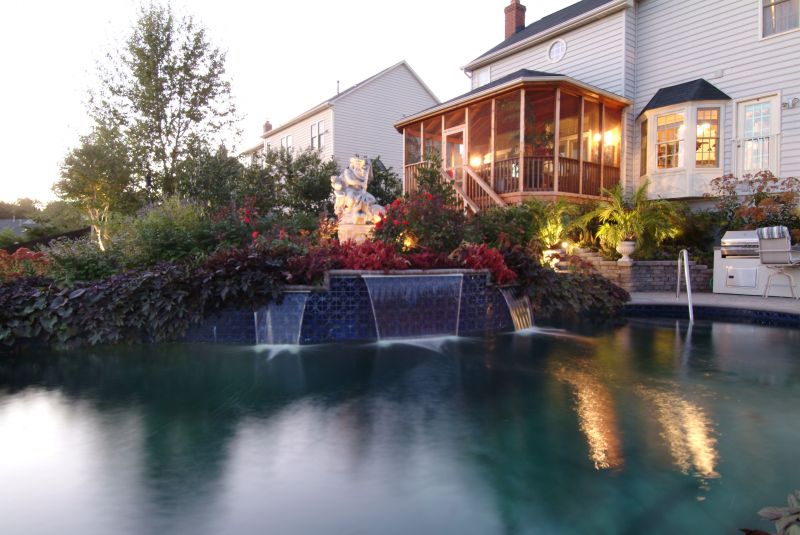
[1,319,799,534]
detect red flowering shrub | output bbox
[373,193,466,252]
[449,244,517,285]
[286,240,410,284]
[405,250,455,270]
[0,248,49,282]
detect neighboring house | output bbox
[396,0,800,206]
[244,61,439,174]
[0,218,35,237]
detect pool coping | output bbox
[625,292,800,327]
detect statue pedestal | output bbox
[338,223,373,244]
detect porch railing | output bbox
[403,158,619,211]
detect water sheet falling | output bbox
[500,287,534,331]
[254,293,310,345]
[362,274,464,339]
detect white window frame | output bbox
[655,110,686,171]
[280,135,293,150]
[759,0,800,39]
[640,102,727,178]
[734,92,782,176]
[547,39,567,63]
[311,120,325,150]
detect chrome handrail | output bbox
[676,249,694,324]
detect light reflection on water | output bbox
[1,319,799,534]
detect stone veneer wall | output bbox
[572,250,713,293]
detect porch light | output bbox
[593,133,602,143]
[469,156,483,167]
[604,130,619,145]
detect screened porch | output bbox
[397,78,629,211]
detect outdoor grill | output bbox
[719,230,759,258]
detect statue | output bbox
[331,157,386,243]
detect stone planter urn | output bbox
[616,240,636,266]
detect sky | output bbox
[0,0,574,204]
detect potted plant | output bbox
[580,182,679,265]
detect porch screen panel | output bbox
[405,123,422,164]
[558,93,581,193]
[494,91,521,194]
[603,107,622,190]
[524,90,556,191]
[468,100,492,180]
[444,108,465,129]
[423,116,442,159]
[582,100,602,195]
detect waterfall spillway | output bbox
[499,287,534,331]
[362,274,464,340]
[254,293,309,345]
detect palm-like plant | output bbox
[580,182,680,253]
[535,199,579,249]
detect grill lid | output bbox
[721,230,758,246]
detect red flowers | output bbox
[243,217,251,224]
[393,220,400,226]
[403,220,409,226]
[251,231,259,239]
[425,193,433,201]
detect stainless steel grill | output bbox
[720,230,759,258]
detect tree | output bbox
[91,2,237,197]
[25,201,87,239]
[367,157,402,206]
[55,126,141,250]
[265,148,338,216]
[0,199,40,220]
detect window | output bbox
[738,96,780,174]
[310,120,325,149]
[476,67,490,88]
[640,120,648,176]
[656,113,684,169]
[280,135,293,150]
[547,39,567,63]
[762,0,799,37]
[695,108,720,167]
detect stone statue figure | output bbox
[331,157,386,225]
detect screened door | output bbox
[444,129,466,183]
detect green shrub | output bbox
[503,247,630,321]
[112,197,217,266]
[374,193,466,252]
[41,238,119,284]
[465,203,540,250]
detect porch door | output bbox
[443,129,466,186]
[737,96,779,175]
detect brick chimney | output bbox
[505,0,526,39]
[262,120,273,134]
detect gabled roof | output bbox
[260,61,439,140]
[395,68,630,129]
[639,79,731,117]
[464,0,624,70]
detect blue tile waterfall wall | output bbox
[184,271,516,345]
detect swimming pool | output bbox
[1,319,798,534]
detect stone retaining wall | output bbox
[572,250,713,293]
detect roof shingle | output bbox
[639,79,731,117]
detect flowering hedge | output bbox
[0,248,49,282]
[374,193,466,252]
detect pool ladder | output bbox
[676,249,695,324]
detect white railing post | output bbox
[677,249,694,324]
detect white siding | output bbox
[472,10,628,96]
[622,6,637,192]
[262,107,335,162]
[635,0,800,181]
[332,63,438,174]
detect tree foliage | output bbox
[91,2,237,197]
[367,157,402,206]
[55,126,141,249]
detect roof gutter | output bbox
[394,75,632,130]
[261,102,332,139]
[462,0,629,72]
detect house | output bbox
[395,0,800,208]
[0,218,35,237]
[244,61,439,174]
